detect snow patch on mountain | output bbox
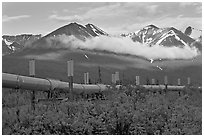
[122,24,197,49]
[4,39,13,46]
[2,34,42,55]
[155,30,176,45]
[87,24,109,36]
[89,24,100,35]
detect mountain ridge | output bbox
[2,34,41,55]
[2,22,202,56]
[122,24,197,48]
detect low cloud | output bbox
[3,15,30,22]
[48,14,89,22]
[179,2,201,7]
[24,52,65,60]
[36,35,200,60]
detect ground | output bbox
[2,86,202,135]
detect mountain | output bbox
[125,24,159,44]
[149,27,195,47]
[2,34,41,55]
[26,22,109,51]
[2,34,41,46]
[43,22,108,40]
[2,40,12,56]
[191,35,202,51]
[2,38,23,55]
[123,25,196,48]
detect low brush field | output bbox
[2,86,202,135]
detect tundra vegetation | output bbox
[2,86,202,135]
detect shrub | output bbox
[2,87,202,135]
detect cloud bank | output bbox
[40,34,200,60]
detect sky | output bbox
[2,2,202,38]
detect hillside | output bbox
[2,49,202,85]
[2,34,41,55]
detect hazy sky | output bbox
[2,2,202,37]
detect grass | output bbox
[2,86,202,135]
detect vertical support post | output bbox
[67,60,74,94]
[115,71,119,85]
[187,77,191,86]
[112,74,116,84]
[84,72,89,84]
[84,73,86,84]
[98,66,102,83]
[29,59,35,111]
[152,78,155,85]
[136,76,140,86]
[177,78,181,86]
[164,76,168,85]
[29,59,35,77]
[164,75,168,91]
[86,72,89,84]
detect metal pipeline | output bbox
[2,73,109,94]
[2,73,186,94]
[141,85,185,90]
[2,73,51,91]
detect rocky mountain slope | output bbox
[44,22,108,40]
[122,24,197,48]
[2,34,41,55]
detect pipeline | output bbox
[141,85,185,91]
[2,73,187,94]
[2,73,109,94]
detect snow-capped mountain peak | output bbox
[43,22,108,41]
[124,25,196,48]
[142,24,159,30]
[85,23,109,36]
